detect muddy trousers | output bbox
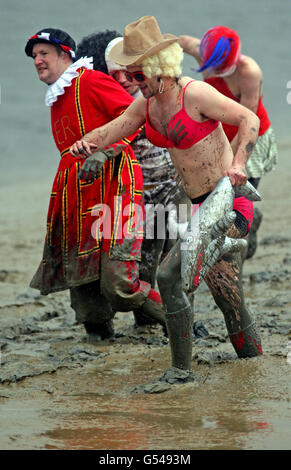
[133,193,190,326]
[70,251,166,334]
[133,234,176,326]
[157,239,262,371]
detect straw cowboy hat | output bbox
[109,16,178,66]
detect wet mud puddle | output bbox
[0,232,291,449]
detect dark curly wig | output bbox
[76,30,121,73]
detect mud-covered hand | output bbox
[168,118,187,146]
[70,139,98,157]
[78,151,109,182]
[224,165,247,186]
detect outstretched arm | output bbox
[70,96,147,157]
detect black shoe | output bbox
[83,320,114,341]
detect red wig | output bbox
[198,26,241,74]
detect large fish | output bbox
[178,177,261,293]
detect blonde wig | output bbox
[139,42,184,78]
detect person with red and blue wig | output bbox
[179,26,278,259]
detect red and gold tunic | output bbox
[30,68,143,294]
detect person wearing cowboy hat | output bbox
[25,26,171,344]
[75,30,209,338]
[70,16,263,385]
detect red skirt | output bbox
[30,150,144,295]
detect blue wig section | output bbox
[197,36,231,73]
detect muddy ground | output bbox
[0,143,290,450]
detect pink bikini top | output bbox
[145,80,219,150]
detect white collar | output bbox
[45,57,93,107]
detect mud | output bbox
[0,144,291,450]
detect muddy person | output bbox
[70,16,263,385]
[24,27,169,343]
[76,30,209,337]
[179,26,278,259]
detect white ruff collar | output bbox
[45,57,93,107]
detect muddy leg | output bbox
[205,250,262,357]
[165,306,194,370]
[157,240,195,382]
[246,207,263,259]
[100,252,166,327]
[133,236,166,326]
[70,280,115,341]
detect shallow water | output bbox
[1,0,291,452]
[0,352,290,450]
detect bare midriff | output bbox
[169,123,234,199]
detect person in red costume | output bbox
[25,28,167,342]
[179,26,278,258]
